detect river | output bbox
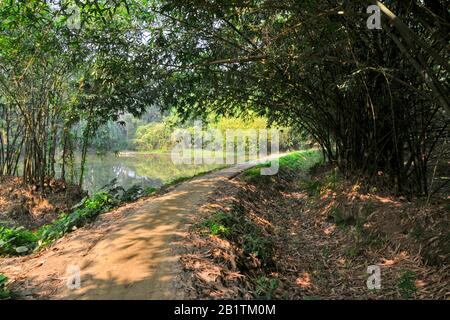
[70,152,225,194]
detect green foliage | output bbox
[254,276,279,299]
[244,149,322,183]
[299,179,322,196]
[303,295,322,300]
[0,227,38,255]
[397,270,417,299]
[144,186,157,196]
[278,150,323,171]
[155,0,448,196]
[133,115,304,153]
[168,175,193,186]
[0,163,227,257]
[198,211,233,237]
[134,122,174,151]
[300,169,343,197]
[242,234,273,263]
[0,274,10,299]
[344,243,364,258]
[327,206,354,227]
[37,192,117,246]
[0,192,121,256]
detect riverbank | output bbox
[0,153,286,299]
[0,177,86,230]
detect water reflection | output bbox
[73,153,224,194]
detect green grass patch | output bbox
[197,211,232,237]
[253,276,279,299]
[0,274,10,299]
[243,149,323,183]
[397,270,417,299]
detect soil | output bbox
[179,164,449,299]
[0,176,86,230]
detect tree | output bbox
[148,0,449,196]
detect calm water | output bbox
[68,153,225,194]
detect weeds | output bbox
[197,209,274,267]
[144,186,157,196]
[299,179,322,196]
[0,226,38,255]
[327,206,349,226]
[0,274,9,299]
[1,190,121,256]
[254,276,279,299]
[344,243,362,258]
[198,211,232,237]
[37,192,117,246]
[397,270,417,299]
[303,295,322,300]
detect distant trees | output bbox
[132,115,303,153]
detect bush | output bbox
[0,191,121,256]
[198,211,233,237]
[134,122,173,151]
[0,226,38,255]
[37,192,118,246]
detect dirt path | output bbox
[1,156,281,300]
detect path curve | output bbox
[2,155,283,300]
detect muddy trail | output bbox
[0,158,281,299]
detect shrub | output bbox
[0,191,121,256]
[0,226,38,255]
[37,192,117,246]
[198,211,233,237]
[134,122,173,151]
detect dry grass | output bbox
[0,176,86,230]
[180,163,449,300]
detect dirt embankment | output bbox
[0,176,86,230]
[181,164,449,299]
